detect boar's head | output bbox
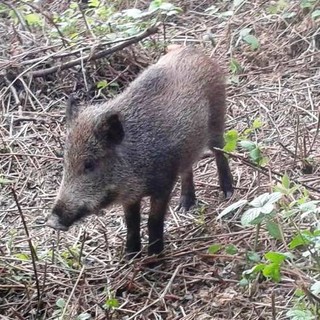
[46,98,125,231]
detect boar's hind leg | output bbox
[210,135,234,199]
[178,169,196,211]
[148,191,172,256]
[123,201,141,259]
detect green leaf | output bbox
[243,263,265,276]
[311,9,320,20]
[252,118,263,129]
[281,172,291,189]
[289,232,312,249]
[246,251,261,262]
[239,278,249,286]
[56,298,66,309]
[88,0,100,7]
[241,207,262,226]
[124,8,143,18]
[225,244,238,255]
[266,220,282,240]
[208,243,222,254]
[250,192,282,208]
[265,252,286,264]
[159,2,177,11]
[230,58,242,74]
[299,201,319,212]
[14,253,30,261]
[260,203,274,214]
[258,156,269,166]
[277,0,288,10]
[300,0,316,9]
[282,12,297,19]
[262,262,281,282]
[238,140,256,151]
[239,28,252,37]
[223,129,239,152]
[267,0,288,13]
[286,309,316,320]
[77,313,92,320]
[249,147,262,163]
[243,34,260,50]
[294,288,305,297]
[25,13,43,27]
[104,298,119,309]
[97,80,108,89]
[224,140,237,152]
[224,129,239,141]
[0,177,13,185]
[217,199,247,219]
[70,2,78,9]
[149,0,162,11]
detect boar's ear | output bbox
[94,112,124,145]
[66,95,80,126]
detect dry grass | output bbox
[1,0,320,319]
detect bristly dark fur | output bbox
[47,45,234,259]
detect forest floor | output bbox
[1,0,320,319]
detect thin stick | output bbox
[11,188,41,311]
[213,148,320,194]
[60,266,86,318]
[271,290,276,320]
[127,265,181,320]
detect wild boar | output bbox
[46,45,234,258]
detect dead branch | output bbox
[30,25,159,78]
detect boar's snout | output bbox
[46,213,69,231]
[46,200,90,231]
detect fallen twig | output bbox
[30,25,159,78]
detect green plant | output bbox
[242,251,288,283]
[208,243,222,254]
[104,295,120,309]
[0,175,13,185]
[239,28,260,50]
[53,298,66,318]
[219,191,284,252]
[286,309,316,320]
[229,58,243,84]
[223,118,268,166]
[195,205,207,225]
[208,243,238,255]
[267,0,288,14]
[4,0,181,45]
[238,140,268,166]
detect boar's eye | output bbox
[84,159,96,173]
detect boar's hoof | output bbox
[177,194,196,212]
[224,190,234,200]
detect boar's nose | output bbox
[46,200,70,231]
[46,213,69,231]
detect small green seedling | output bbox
[242,251,288,283]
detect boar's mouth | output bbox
[46,193,117,231]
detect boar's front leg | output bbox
[148,192,172,256]
[123,201,141,259]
